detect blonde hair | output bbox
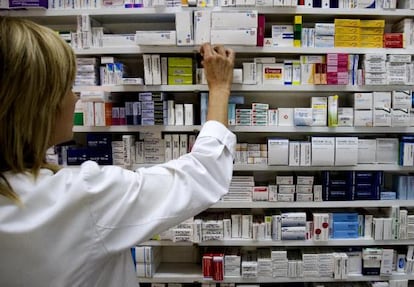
[0,17,76,203]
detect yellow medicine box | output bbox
[360,34,383,42]
[168,66,193,76]
[334,19,360,27]
[168,57,193,67]
[360,20,385,28]
[334,40,360,47]
[335,34,360,42]
[359,41,383,48]
[168,75,193,85]
[360,27,384,35]
[335,27,360,34]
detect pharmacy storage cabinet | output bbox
[3,5,414,287]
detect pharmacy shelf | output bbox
[140,239,414,247]
[140,240,194,246]
[138,263,414,283]
[233,164,412,171]
[73,84,412,93]
[72,46,414,55]
[199,239,414,246]
[73,125,414,134]
[73,125,201,133]
[2,7,413,18]
[211,200,414,209]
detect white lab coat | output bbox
[0,121,236,287]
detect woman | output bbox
[0,16,235,286]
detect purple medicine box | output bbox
[9,0,48,8]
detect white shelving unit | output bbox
[73,84,414,93]
[6,6,414,285]
[141,238,414,247]
[138,262,414,283]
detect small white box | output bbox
[276,176,294,185]
[194,10,211,45]
[296,185,313,193]
[272,25,294,47]
[313,213,330,241]
[338,107,354,127]
[392,108,410,127]
[243,62,257,85]
[354,110,373,127]
[392,90,412,109]
[268,138,289,165]
[313,185,322,201]
[268,185,278,201]
[354,92,373,110]
[380,249,394,276]
[135,31,176,45]
[294,108,313,126]
[358,139,377,164]
[296,193,313,201]
[376,138,399,164]
[184,104,193,125]
[311,137,335,166]
[278,184,295,194]
[278,108,294,126]
[289,142,300,166]
[373,91,392,109]
[311,97,328,126]
[374,108,392,127]
[335,137,358,166]
[268,109,278,125]
[176,11,194,46]
[211,10,258,29]
[297,176,314,185]
[300,142,311,166]
[151,54,161,85]
[278,193,295,202]
[211,28,257,46]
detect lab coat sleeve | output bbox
[81,120,236,253]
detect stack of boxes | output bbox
[257,249,272,278]
[202,253,225,281]
[223,176,254,202]
[387,55,412,85]
[300,55,325,85]
[360,20,385,48]
[140,92,165,126]
[373,91,392,127]
[251,103,269,126]
[236,108,252,126]
[354,171,382,200]
[277,176,295,202]
[133,246,161,278]
[322,171,383,201]
[314,23,335,48]
[281,212,307,240]
[322,171,354,201]
[241,251,258,278]
[168,57,193,85]
[80,91,112,127]
[271,250,288,278]
[75,57,100,86]
[392,18,414,49]
[363,54,387,86]
[326,53,348,85]
[354,92,373,127]
[210,10,258,46]
[330,212,359,239]
[334,19,360,48]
